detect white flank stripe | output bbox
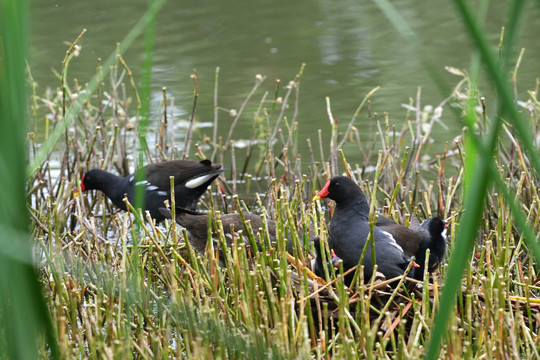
[146,185,159,191]
[135,180,148,186]
[382,230,404,252]
[156,191,168,196]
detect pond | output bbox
[30,0,540,166]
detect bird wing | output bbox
[144,160,222,190]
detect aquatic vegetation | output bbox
[24,51,539,358]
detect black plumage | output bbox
[376,215,447,280]
[79,159,223,222]
[313,176,416,284]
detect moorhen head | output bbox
[313,176,417,284]
[415,217,447,277]
[79,159,223,223]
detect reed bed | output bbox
[23,47,539,359]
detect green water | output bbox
[30,0,540,164]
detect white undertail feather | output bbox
[441,228,448,239]
[185,174,216,189]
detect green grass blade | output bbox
[425,132,493,360]
[132,0,158,225]
[451,0,540,176]
[0,0,59,358]
[130,0,158,300]
[369,0,539,358]
[426,1,535,358]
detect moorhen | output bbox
[313,176,417,284]
[376,215,447,280]
[79,159,223,223]
[311,236,340,279]
[159,208,306,265]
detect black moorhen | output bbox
[313,176,416,284]
[159,208,306,265]
[79,159,223,223]
[375,215,446,280]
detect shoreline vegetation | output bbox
[25,48,539,358]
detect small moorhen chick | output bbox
[79,159,223,223]
[375,215,447,280]
[311,237,340,279]
[313,176,416,284]
[159,208,303,265]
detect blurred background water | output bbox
[30,0,540,164]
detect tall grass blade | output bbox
[0,0,59,358]
[427,1,537,358]
[451,0,540,176]
[369,0,539,358]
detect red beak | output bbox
[313,180,331,201]
[74,174,86,196]
[79,173,86,192]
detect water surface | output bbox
[31,0,540,165]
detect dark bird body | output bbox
[376,216,447,280]
[313,176,416,284]
[159,208,310,265]
[79,159,223,222]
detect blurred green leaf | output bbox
[0,0,59,358]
